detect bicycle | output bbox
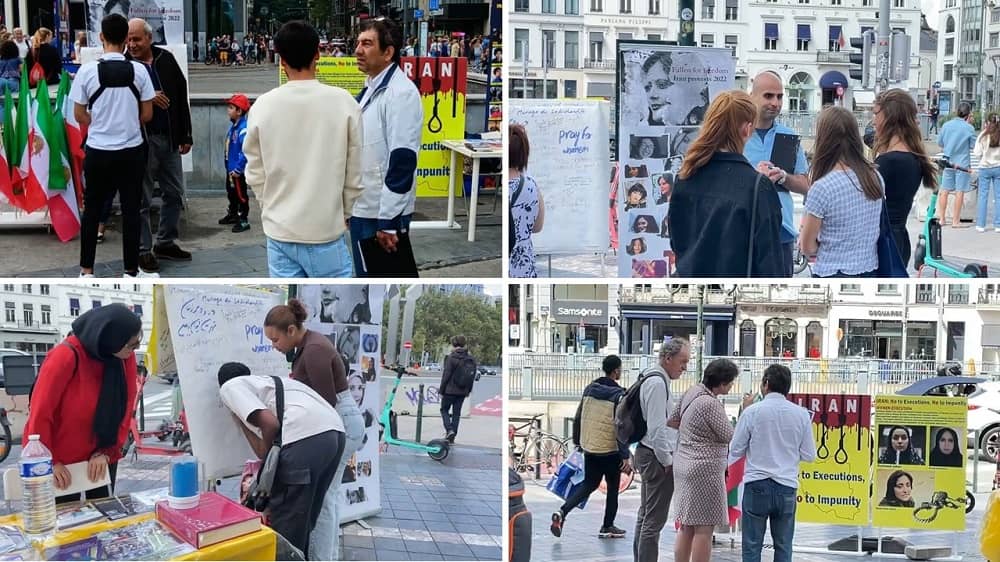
[508,414,570,479]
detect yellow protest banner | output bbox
[787,394,872,525]
[872,395,968,531]
[277,56,467,198]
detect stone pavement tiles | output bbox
[522,478,989,562]
[0,443,503,562]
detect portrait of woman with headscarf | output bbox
[24,303,142,503]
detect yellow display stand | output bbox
[0,511,277,561]
[983,490,1000,561]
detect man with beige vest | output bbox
[550,355,631,540]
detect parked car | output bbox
[0,348,29,387]
[897,376,1000,464]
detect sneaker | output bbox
[550,512,564,538]
[138,253,160,272]
[232,221,250,233]
[218,213,239,225]
[123,270,160,278]
[96,231,105,243]
[79,272,95,278]
[446,431,456,444]
[977,227,987,232]
[154,242,192,261]
[598,526,627,539]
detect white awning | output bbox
[853,91,876,105]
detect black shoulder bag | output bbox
[244,376,284,512]
[746,174,765,277]
[509,176,525,254]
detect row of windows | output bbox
[3,303,52,326]
[65,299,144,318]
[515,0,902,13]
[513,28,737,64]
[1,284,142,294]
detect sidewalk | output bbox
[0,428,502,561]
[1,195,501,278]
[522,478,989,561]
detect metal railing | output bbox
[978,290,1000,305]
[584,59,615,70]
[619,287,735,305]
[738,285,830,304]
[816,50,850,63]
[508,353,1000,401]
[0,320,57,332]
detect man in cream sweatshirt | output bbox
[243,20,364,277]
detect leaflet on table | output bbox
[0,526,26,555]
[56,504,105,529]
[41,520,195,561]
[128,487,170,514]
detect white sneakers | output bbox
[79,272,95,278]
[124,270,160,278]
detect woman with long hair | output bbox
[879,470,916,507]
[974,113,1000,232]
[929,427,964,467]
[799,106,884,277]
[668,90,784,277]
[24,304,142,503]
[25,27,61,86]
[262,298,366,560]
[872,89,938,266]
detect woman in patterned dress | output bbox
[509,124,545,278]
[668,359,738,562]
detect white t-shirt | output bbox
[220,375,345,445]
[16,41,27,59]
[69,52,155,151]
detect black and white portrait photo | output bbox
[629,135,670,160]
[301,285,382,325]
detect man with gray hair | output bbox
[126,18,194,273]
[633,337,689,562]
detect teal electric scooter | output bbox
[912,156,988,277]
[380,365,450,461]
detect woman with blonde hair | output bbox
[871,89,938,265]
[974,112,1000,232]
[25,27,61,86]
[800,106,884,277]
[668,90,784,276]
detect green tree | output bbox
[412,292,502,366]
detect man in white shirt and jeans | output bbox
[217,362,346,559]
[243,20,364,277]
[728,364,816,562]
[633,337,689,562]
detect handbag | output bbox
[359,232,419,277]
[745,174,764,277]
[546,450,588,509]
[876,199,909,278]
[28,60,44,88]
[243,376,285,512]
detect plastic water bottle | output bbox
[19,434,56,539]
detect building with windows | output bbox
[617,285,737,356]
[509,0,922,108]
[936,0,999,111]
[508,284,613,353]
[0,284,153,356]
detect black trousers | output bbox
[560,453,622,529]
[55,462,118,504]
[226,172,249,221]
[80,144,146,271]
[269,430,344,560]
[440,394,465,435]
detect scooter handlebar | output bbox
[934,158,971,174]
[389,365,420,377]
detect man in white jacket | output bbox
[351,18,423,276]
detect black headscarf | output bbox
[71,304,142,450]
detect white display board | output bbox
[508,100,610,255]
[615,42,735,277]
[392,377,471,417]
[299,285,386,523]
[162,285,286,481]
[78,45,193,173]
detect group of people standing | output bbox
[551,340,818,562]
[196,33,270,65]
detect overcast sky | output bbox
[926,0,940,30]
[484,285,502,297]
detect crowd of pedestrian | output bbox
[195,33,271,65]
[551,342,820,562]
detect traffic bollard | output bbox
[415,384,425,443]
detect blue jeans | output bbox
[266,236,353,278]
[741,479,797,562]
[978,166,1000,228]
[941,168,972,192]
[348,214,413,277]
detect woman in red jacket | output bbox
[24,303,142,503]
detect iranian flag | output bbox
[57,71,85,196]
[33,78,79,242]
[725,456,746,526]
[9,66,46,212]
[0,87,15,209]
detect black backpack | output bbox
[509,176,524,254]
[87,59,141,109]
[614,368,664,446]
[450,353,478,393]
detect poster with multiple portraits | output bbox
[872,395,968,530]
[300,285,386,523]
[615,42,735,277]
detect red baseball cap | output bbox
[226,94,251,113]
